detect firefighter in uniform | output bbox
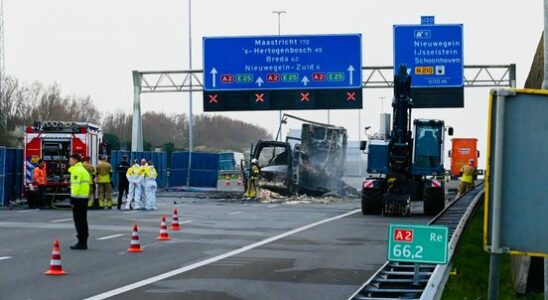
[244,158,260,200]
[457,159,476,199]
[83,156,96,208]
[96,155,113,209]
[144,160,158,210]
[125,160,142,210]
[68,154,91,250]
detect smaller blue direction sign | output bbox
[394,24,463,88]
[203,34,362,91]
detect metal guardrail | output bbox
[349,183,485,300]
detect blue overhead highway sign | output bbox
[394,24,463,88]
[203,34,362,91]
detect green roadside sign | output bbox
[387,224,449,264]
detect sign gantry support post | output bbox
[131,71,143,152]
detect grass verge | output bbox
[442,204,543,300]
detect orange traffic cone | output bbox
[224,175,231,186]
[171,208,181,231]
[237,176,242,186]
[45,240,67,275]
[157,215,171,240]
[128,224,143,253]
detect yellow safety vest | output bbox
[69,162,91,199]
[460,165,475,184]
[251,165,260,179]
[96,161,112,183]
[145,166,157,179]
[126,164,141,177]
[138,165,148,177]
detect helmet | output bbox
[251,158,258,164]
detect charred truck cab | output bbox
[361,65,452,216]
[248,118,347,196]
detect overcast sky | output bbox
[6,0,543,167]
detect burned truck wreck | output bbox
[248,120,349,196]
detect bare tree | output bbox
[102,110,132,144]
[0,77,101,146]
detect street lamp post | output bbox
[272,10,286,35]
[186,0,193,187]
[272,10,286,141]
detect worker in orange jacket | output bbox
[33,159,47,209]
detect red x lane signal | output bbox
[346,91,356,101]
[300,92,310,102]
[255,93,265,103]
[208,94,218,104]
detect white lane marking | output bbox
[0,256,12,261]
[84,209,360,300]
[18,209,39,213]
[179,220,193,225]
[50,218,73,223]
[122,211,138,214]
[267,204,279,208]
[229,211,242,215]
[97,234,125,241]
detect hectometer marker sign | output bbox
[388,224,449,264]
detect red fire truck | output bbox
[24,121,102,205]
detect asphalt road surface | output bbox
[0,194,433,300]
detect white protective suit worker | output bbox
[144,160,158,210]
[138,159,148,209]
[124,161,143,210]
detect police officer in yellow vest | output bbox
[96,155,113,209]
[83,156,96,208]
[457,159,476,199]
[144,160,158,210]
[68,154,91,250]
[244,158,260,200]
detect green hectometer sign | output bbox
[387,224,449,264]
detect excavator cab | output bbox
[412,119,447,176]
